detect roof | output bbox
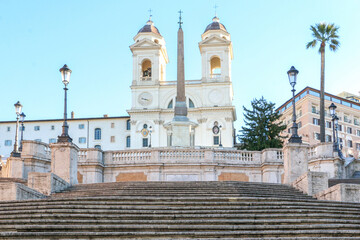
[276,86,360,112]
[0,116,129,124]
[138,20,161,36]
[204,16,228,33]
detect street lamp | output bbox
[329,103,339,152]
[11,101,22,157]
[287,66,302,143]
[19,112,26,152]
[219,125,223,147]
[58,64,73,143]
[149,126,152,148]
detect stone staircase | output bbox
[0,181,360,239]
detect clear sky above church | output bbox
[1,0,359,133]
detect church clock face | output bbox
[138,92,153,106]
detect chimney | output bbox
[71,111,74,119]
[103,114,108,118]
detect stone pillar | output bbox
[6,157,24,179]
[50,142,79,185]
[283,143,309,184]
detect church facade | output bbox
[0,16,236,159]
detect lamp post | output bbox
[11,101,22,157]
[219,125,223,147]
[287,66,302,143]
[19,112,26,152]
[149,126,152,148]
[329,103,339,152]
[58,64,73,143]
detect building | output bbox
[278,86,360,158]
[0,16,236,159]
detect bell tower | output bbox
[130,18,169,86]
[198,16,233,83]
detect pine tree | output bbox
[238,97,286,151]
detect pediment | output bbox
[199,35,230,45]
[130,39,160,49]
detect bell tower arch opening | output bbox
[141,59,152,81]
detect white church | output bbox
[0,16,236,158]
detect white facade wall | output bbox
[0,117,129,159]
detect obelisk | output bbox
[174,10,188,122]
[164,10,197,147]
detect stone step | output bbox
[1,204,359,213]
[2,223,360,232]
[1,218,360,225]
[0,213,359,221]
[1,229,360,238]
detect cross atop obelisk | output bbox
[174,10,188,121]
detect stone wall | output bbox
[292,171,328,195]
[0,182,45,201]
[315,183,360,203]
[28,172,70,196]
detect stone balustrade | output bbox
[21,140,51,160]
[101,148,282,166]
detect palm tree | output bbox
[306,23,340,143]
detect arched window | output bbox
[126,136,131,148]
[94,145,101,150]
[126,119,131,130]
[167,99,173,109]
[94,128,101,140]
[189,99,195,108]
[141,59,152,80]
[210,56,221,78]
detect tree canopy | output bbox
[237,97,286,151]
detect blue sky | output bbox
[1,0,359,133]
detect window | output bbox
[167,100,173,109]
[7,127,10,132]
[356,143,360,151]
[326,135,332,143]
[347,140,353,148]
[326,121,332,128]
[51,125,55,130]
[4,140,12,146]
[126,136,131,148]
[213,136,220,145]
[94,128,101,140]
[142,138,149,147]
[314,133,320,140]
[78,124,85,129]
[189,99,195,108]
[354,118,359,126]
[347,127,352,134]
[126,120,131,130]
[110,136,115,143]
[34,126,40,131]
[49,138,56,144]
[313,118,320,125]
[338,124,343,131]
[210,56,221,77]
[297,121,302,129]
[35,139,41,142]
[311,106,318,114]
[141,59,152,79]
[111,123,115,128]
[357,130,360,137]
[79,137,86,144]
[94,145,101,150]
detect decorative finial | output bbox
[214,4,218,17]
[148,8,152,21]
[178,10,183,28]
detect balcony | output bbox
[210,74,221,81]
[141,76,152,81]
